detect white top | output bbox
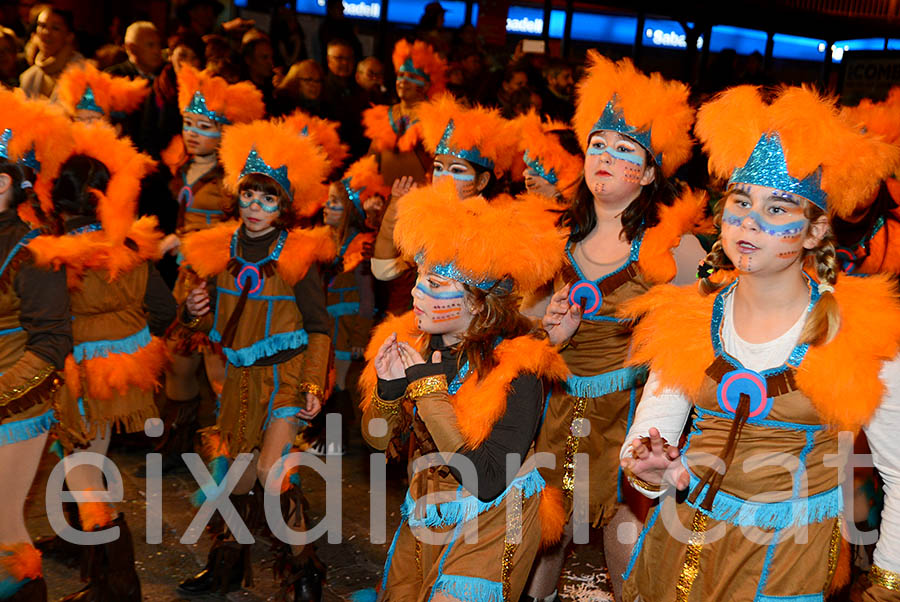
[621,289,900,573]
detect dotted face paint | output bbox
[414,282,464,323]
[622,165,642,183]
[722,208,807,238]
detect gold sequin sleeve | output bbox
[863,566,900,601]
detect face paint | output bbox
[238,196,280,213]
[432,168,475,181]
[397,72,427,87]
[586,145,645,167]
[776,250,801,259]
[622,165,642,183]
[722,208,807,238]
[414,282,463,322]
[412,272,472,334]
[183,124,221,138]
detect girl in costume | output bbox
[371,93,517,313]
[159,65,265,471]
[312,156,387,455]
[619,86,900,602]
[837,88,900,276]
[56,63,149,127]
[28,120,174,602]
[0,90,73,602]
[359,182,569,602]
[177,118,334,598]
[524,52,706,602]
[513,110,583,204]
[366,40,446,316]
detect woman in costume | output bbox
[837,88,900,276]
[371,92,517,313]
[56,63,149,127]
[619,85,900,602]
[28,120,174,602]
[0,90,73,602]
[312,155,387,455]
[514,110,583,204]
[359,182,569,601]
[524,52,707,602]
[158,65,265,470]
[177,117,334,598]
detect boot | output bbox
[176,531,252,596]
[34,500,81,569]
[273,483,326,602]
[134,395,200,477]
[58,513,141,602]
[6,576,47,601]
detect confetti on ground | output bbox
[561,566,613,602]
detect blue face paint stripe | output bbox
[722,208,807,237]
[238,198,280,213]
[183,125,221,138]
[415,282,464,299]
[433,170,475,182]
[586,146,644,167]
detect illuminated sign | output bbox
[831,39,886,63]
[772,33,825,61]
[709,25,767,55]
[386,0,472,26]
[343,0,380,18]
[505,6,565,37]
[643,19,702,50]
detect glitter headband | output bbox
[416,251,514,293]
[76,85,104,114]
[435,119,495,170]
[184,90,230,125]
[341,176,365,214]
[590,95,662,167]
[240,148,292,201]
[523,149,558,185]
[728,132,826,210]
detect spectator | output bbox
[275,58,325,116]
[93,43,126,71]
[356,56,389,105]
[416,1,449,55]
[271,6,306,68]
[317,0,362,63]
[496,65,528,109]
[541,59,574,122]
[457,47,486,104]
[20,6,83,99]
[0,27,19,88]
[205,53,240,83]
[241,32,276,114]
[169,33,204,73]
[107,21,163,80]
[176,0,223,38]
[322,38,367,156]
[201,32,229,64]
[500,86,537,118]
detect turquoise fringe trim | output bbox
[757,595,823,602]
[0,576,28,599]
[73,326,151,362]
[686,468,842,529]
[191,455,229,507]
[349,589,377,602]
[327,301,360,317]
[210,329,308,367]
[0,410,56,447]
[565,365,648,397]
[335,350,354,362]
[434,574,503,602]
[402,469,545,528]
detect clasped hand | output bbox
[374,332,441,381]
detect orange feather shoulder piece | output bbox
[275,226,338,286]
[359,310,423,411]
[160,135,187,176]
[452,334,568,449]
[620,283,715,398]
[363,105,423,153]
[637,186,712,284]
[798,273,900,432]
[342,231,376,274]
[180,220,238,278]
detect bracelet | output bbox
[180,313,202,329]
[870,565,900,592]
[370,388,402,417]
[298,382,324,400]
[624,468,663,493]
[405,375,448,399]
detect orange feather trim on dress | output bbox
[362,105,423,153]
[637,186,713,284]
[65,337,169,401]
[621,273,900,432]
[28,216,163,288]
[0,543,42,581]
[538,485,568,548]
[359,311,568,448]
[160,135,188,176]
[181,221,337,286]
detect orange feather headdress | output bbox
[60,121,157,244]
[572,51,693,177]
[0,89,73,209]
[278,110,349,168]
[696,85,900,218]
[219,118,330,218]
[57,63,150,118]
[177,65,265,125]
[418,93,517,179]
[514,110,583,195]
[393,39,447,99]
[841,87,900,147]
[341,155,389,214]
[393,180,567,294]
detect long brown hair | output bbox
[699,194,840,346]
[456,285,545,378]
